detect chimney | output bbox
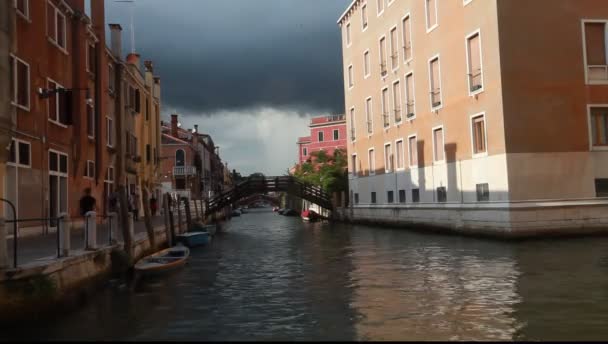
[171,114,179,138]
[144,60,154,73]
[109,24,122,59]
[127,53,141,70]
[194,125,198,133]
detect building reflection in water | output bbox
[348,227,523,341]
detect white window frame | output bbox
[381,86,390,128]
[105,166,115,183]
[9,54,30,111]
[108,63,115,93]
[87,103,95,139]
[48,149,69,216]
[395,138,405,171]
[318,131,324,142]
[465,29,485,96]
[388,0,395,6]
[428,54,443,112]
[408,134,418,168]
[402,13,413,64]
[47,1,68,52]
[8,138,32,168]
[404,71,416,121]
[392,79,402,125]
[47,78,68,128]
[376,0,384,16]
[432,125,446,164]
[464,0,473,6]
[587,104,608,151]
[425,0,439,33]
[106,117,114,148]
[303,147,308,156]
[361,3,368,32]
[582,19,608,85]
[351,153,358,177]
[363,50,371,79]
[384,142,393,173]
[346,22,352,47]
[379,35,388,78]
[348,64,354,89]
[470,112,488,158]
[389,25,399,72]
[368,148,376,175]
[14,0,30,20]
[350,106,356,142]
[175,149,186,166]
[85,160,95,179]
[333,129,340,141]
[86,40,95,74]
[365,96,373,135]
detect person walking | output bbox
[132,191,141,221]
[80,188,96,217]
[150,196,158,217]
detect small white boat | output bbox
[134,245,190,275]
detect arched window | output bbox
[175,149,185,167]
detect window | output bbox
[361,4,368,30]
[9,55,30,110]
[471,114,487,155]
[108,64,116,93]
[405,72,415,119]
[8,139,31,168]
[596,179,608,197]
[354,193,360,204]
[104,166,115,200]
[390,27,399,70]
[399,190,406,203]
[351,154,357,176]
[590,106,608,148]
[128,86,141,113]
[464,0,473,5]
[433,127,444,162]
[85,160,95,179]
[381,87,390,128]
[350,107,356,141]
[87,104,95,138]
[47,1,67,50]
[364,50,370,78]
[408,135,418,167]
[48,150,68,219]
[346,22,351,46]
[366,97,373,134]
[402,15,412,62]
[145,97,149,121]
[146,144,151,163]
[106,117,114,147]
[437,187,447,203]
[392,80,402,123]
[371,192,377,204]
[412,189,420,203]
[333,129,340,141]
[429,55,442,110]
[47,79,70,126]
[87,42,95,74]
[175,178,186,190]
[303,147,308,156]
[379,37,388,76]
[476,183,490,202]
[425,0,438,32]
[376,0,384,16]
[15,0,29,19]
[384,143,393,173]
[387,190,394,203]
[583,21,608,83]
[175,149,185,166]
[466,31,483,94]
[368,148,376,175]
[318,131,324,142]
[395,139,404,169]
[348,65,354,89]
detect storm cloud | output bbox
[104,0,350,175]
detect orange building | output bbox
[338,0,608,236]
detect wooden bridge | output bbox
[206,176,333,215]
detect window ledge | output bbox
[472,152,488,159]
[591,146,608,152]
[586,80,608,86]
[47,38,69,56]
[16,12,31,23]
[469,86,484,97]
[11,102,30,112]
[431,104,443,113]
[88,136,95,142]
[48,119,68,128]
[426,24,439,34]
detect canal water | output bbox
[5,208,608,341]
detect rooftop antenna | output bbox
[115,0,136,54]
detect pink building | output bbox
[297,114,347,164]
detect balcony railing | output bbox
[174,166,197,176]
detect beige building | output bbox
[338,0,608,236]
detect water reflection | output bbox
[4,210,608,341]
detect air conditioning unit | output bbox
[471,84,482,92]
[406,112,415,119]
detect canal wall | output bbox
[335,200,608,239]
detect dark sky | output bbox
[104,0,350,175]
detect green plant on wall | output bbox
[292,148,348,195]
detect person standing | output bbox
[150,196,158,216]
[80,188,96,217]
[132,191,141,221]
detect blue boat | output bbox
[176,231,210,248]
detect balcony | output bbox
[174,166,197,176]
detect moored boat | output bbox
[301,209,321,222]
[176,231,210,248]
[134,245,190,275]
